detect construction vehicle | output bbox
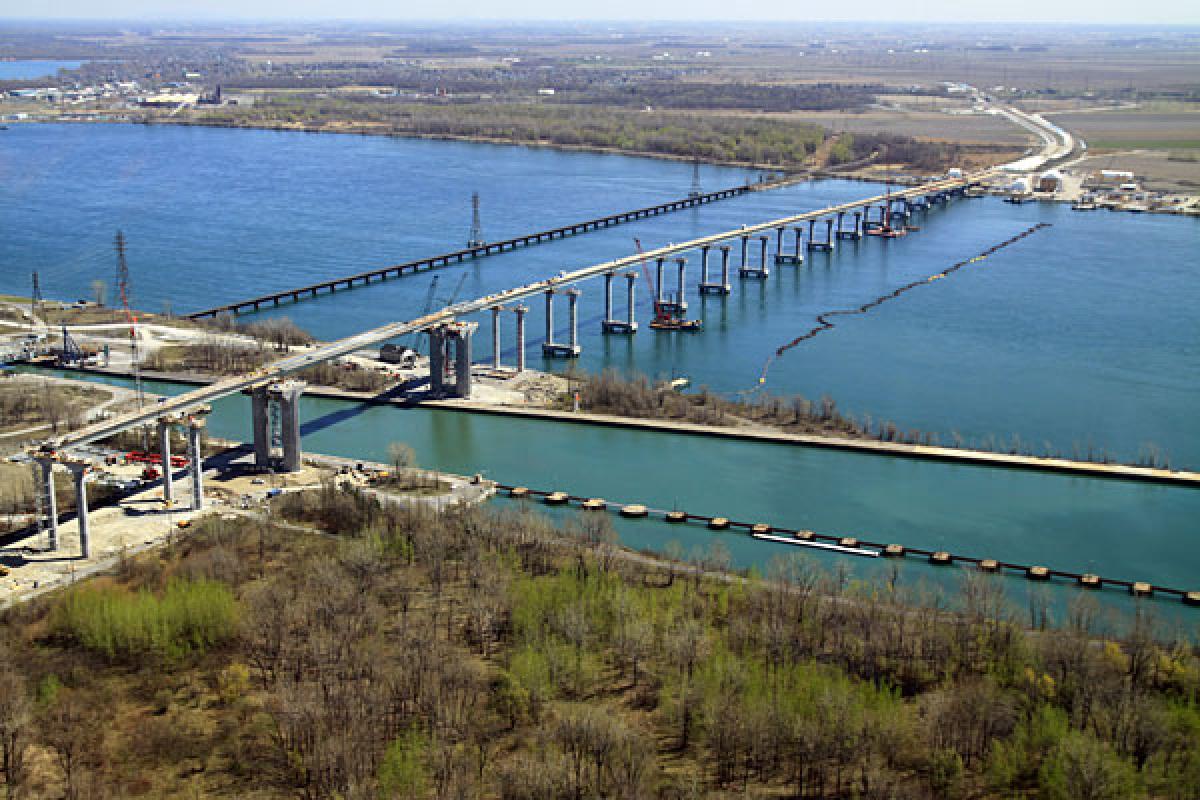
[634,238,702,332]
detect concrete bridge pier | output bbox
[491,306,502,368]
[451,324,475,397]
[836,211,862,240]
[514,305,528,371]
[157,416,178,503]
[251,386,271,467]
[65,461,90,559]
[807,219,834,252]
[700,245,731,294]
[270,381,304,472]
[660,258,688,312]
[186,411,208,511]
[602,271,637,333]
[739,235,749,272]
[428,326,446,395]
[542,289,581,358]
[654,257,666,308]
[741,236,770,279]
[34,456,59,551]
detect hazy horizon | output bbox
[2,0,1198,26]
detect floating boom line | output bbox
[752,223,1052,389]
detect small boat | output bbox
[649,317,702,332]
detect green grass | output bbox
[1089,139,1200,150]
[51,578,239,663]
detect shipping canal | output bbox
[4,122,1199,626]
[3,123,1197,467]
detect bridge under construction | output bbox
[31,171,993,557]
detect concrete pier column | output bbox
[674,257,687,309]
[625,273,637,328]
[454,325,474,398]
[567,289,580,351]
[655,258,666,306]
[775,226,785,258]
[514,305,528,372]
[739,235,749,268]
[428,326,447,396]
[825,219,834,245]
[187,416,206,511]
[699,246,710,285]
[271,381,303,473]
[544,289,555,344]
[836,211,845,237]
[67,462,90,559]
[491,306,502,368]
[157,417,175,503]
[603,272,614,326]
[720,245,732,287]
[808,219,815,242]
[759,236,769,270]
[794,227,804,257]
[35,458,58,551]
[853,210,862,236]
[251,387,270,468]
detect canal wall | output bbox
[38,364,1200,489]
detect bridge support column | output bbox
[428,326,448,396]
[701,244,731,294]
[661,258,688,312]
[739,235,749,271]
[625,273,637,331]
[655,258,666,307]
[776,228,803,265]
[158,416,177,503]
[491,306,502,368]
[452,324,475,398]
[741,236,769,279]
[66,461,90,559]
[602,272,637,334]
[514,305,528,371]
[251,388,271,468]
[271,381,304,473]
[186,414,207,511]
[542,290,580,358]
[34,457,58,551]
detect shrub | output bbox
[50,578,238,664]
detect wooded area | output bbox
[1,482,1197,798]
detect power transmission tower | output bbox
[115,231,148,448]
[467,191,484,248]
[30,271,43,335]
[689,159,702,199]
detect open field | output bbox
[1046,109,1200,151]
[1070,149,1200,193]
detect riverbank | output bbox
[33,364,1200,488]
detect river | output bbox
[3,123,1196,466]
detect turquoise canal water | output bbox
[0,60,85,79]
[2,123,1197,467]
[50,371,1200,630]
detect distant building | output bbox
[1096,169,1135,186]
[138,92,199,107]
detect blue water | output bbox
[3,123,1197,467]
[53,370,1200,632]
[0,60,85,80]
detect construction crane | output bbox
[634,238,701,332]
[405,275,440,352]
